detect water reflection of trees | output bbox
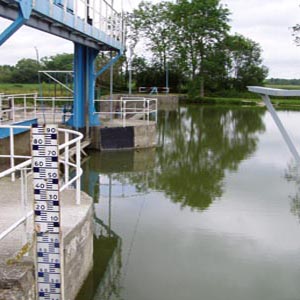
[84,106,266,212]
[285,163,300,221]
[154,106,266,210]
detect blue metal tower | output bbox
[0,0,124,129]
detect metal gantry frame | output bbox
[248,86,300,165]
[0,0,125,130]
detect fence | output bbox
[0,93,37,124]
[0,93,73,124]
[94,97,158,127]
[0,124,83,243]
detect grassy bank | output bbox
[0,83,72,97]
[2,83,300,109]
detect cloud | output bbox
[222,0,300,78]
[1,0,300,78]
[0,18,73,65]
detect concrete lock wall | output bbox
[91,123,156,151]
[0,191,94,300]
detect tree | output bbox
[224,34,268,91]
[0,65,15,83]
[12,59,40,83]
[129,1,173,72]
[41,53,73,70]
[169,0,230,97]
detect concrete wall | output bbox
[90,123,156,151]
[0,191,94,300]
[63,195,94,300]
[134,124,156,149]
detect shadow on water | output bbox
[76,214,122,300]
[76,105,267,299]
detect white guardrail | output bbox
[0,124,83,242]
[94,97,158,127]
[0,93,73,124]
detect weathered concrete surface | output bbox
[0,175,93,300]
[134,123,156,148]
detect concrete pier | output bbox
[0,176,93,300]
[91,119,156,151]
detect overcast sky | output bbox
[0,0,300,78]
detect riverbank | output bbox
[181,95,300,109]
[3,83,300,109]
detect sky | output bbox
[0,0,300,78]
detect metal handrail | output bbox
[0,93,38,124]
[94,97,158,127]
[0,124,83,242]
[0,93,74,124]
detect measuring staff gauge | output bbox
[32,124,62,300]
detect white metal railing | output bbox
[0,93,37,124]
[0,93,74,124]
[0,124,83,243]
[44,0,125,46]
[94,97,158,127]
[35,97,74,124]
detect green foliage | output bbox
[11,59,40,83]
[41,53,73,70]
[127,0,267,96]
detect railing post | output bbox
[123,100,126,127]
[52,97,55,123]
[21,168,28,246]
[34,94,37,118]
[76,138,81,205]
[10,127,15,181]
[64,131,69,186]
[155,99,158,124]
[24,95,27,119]
[11,97,15,122]
[147,99,150,125]
[143,98,146,121]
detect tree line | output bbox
[126,0,268,97]
[0,0,271,97]
[0,53,73,84]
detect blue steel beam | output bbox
[94,52,123,79]
[0,0,32,46]
[0,0,124,52]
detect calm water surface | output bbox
[77,105,300,300]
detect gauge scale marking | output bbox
[32,124,62,300]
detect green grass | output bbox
[3,82,300,109]
[265,84,300,90]
[0,83,72,97]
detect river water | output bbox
[77,105,300,300]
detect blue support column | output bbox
[87,47,100,126]
[68,43,100,128]
[69,43,86,129]
[69,44,122,129]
